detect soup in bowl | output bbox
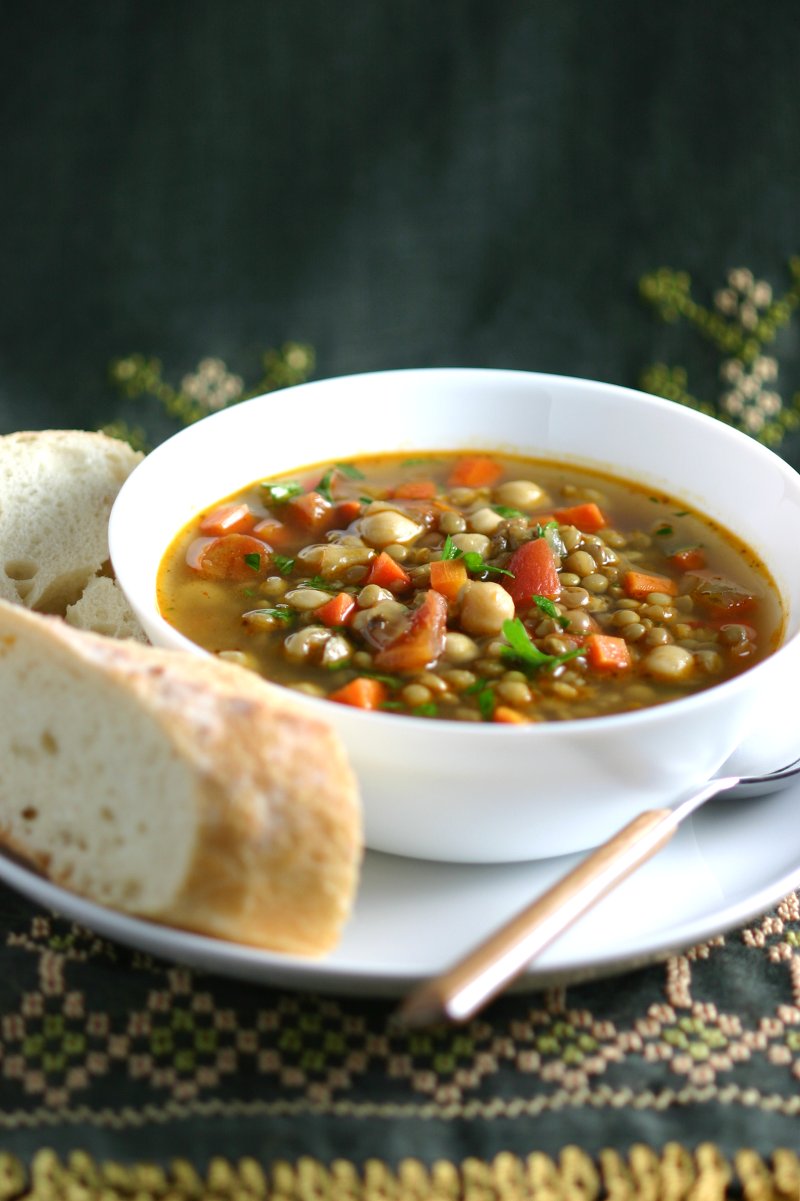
[109,369,800,862]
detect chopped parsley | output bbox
[317,462,366,501]
[439,534,514,578]
[261,481,303,505]
[532,595,570,629]
[464,678,496,721]
[653,524,673,537]
[500,618,584,671]
[272,553,295,576]
[413,703,439,718]
[301,575,337,592]
[244,553,262,571]
[249,607,294,624]
[492,504,524,519]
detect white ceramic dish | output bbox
[1,778,799,996]
[109,368,800,863]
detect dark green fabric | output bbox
[2,1,799,454]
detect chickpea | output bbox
[439,511,467,535]
[644,644,694,681]
[459,580,515,636]
[493,479,546,510]
[260,575,289,599]
[358,509,422,548]
[357,584,394,608]
[443,631,480,663]
[468,507,504,534]
[284,588,331,610]
[451,532,491,556]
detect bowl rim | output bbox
[109,365,800,740]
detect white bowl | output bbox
[109,369,800,863]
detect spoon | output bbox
[395,757,800,1028]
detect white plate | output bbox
[1,780,798,998]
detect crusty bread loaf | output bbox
[0,600,362,956]
[0,430,145,636]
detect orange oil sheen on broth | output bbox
[157,451,784,724]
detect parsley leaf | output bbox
[500,618,584,671]
[464,678,496,721]
[492,504,524,518]
[245,607,294,624]
[244,553,262,571]
[413,703,439,718]
[300,575,336,592]
[261,481,303,505]
[439,535,514,578]
[654,524,673,537]
[317,462,367,502]
[533,595,570,629]
[272,553,295,576]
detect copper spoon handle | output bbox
[395,776,739,1028]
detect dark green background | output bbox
[2,1,799,443]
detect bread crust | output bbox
[0,601,362,956]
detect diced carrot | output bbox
[623,570,678,599]
[504,537,561,608]
[669,546,707,572]
[374,590,448,673]
[365,551,412,592]
[315,591,357,627]
[286,490,335,533]
[186,533,270,581]
[429,557,468,601]
[392,480,438,499]
[584,633,632,672]
[334,499,363,525]
[447,455,504,489]
[553,502,607,533]
[199,502,256,536]
[329,677,388,710]
[251,517,294,547]
[493,706,530,725]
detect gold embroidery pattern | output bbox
[0,1144,793,1199]
[639,259,800,446]
[0,895,799,1125]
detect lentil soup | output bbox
[156,452,783,723]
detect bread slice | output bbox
[66,576,148,642]
[0,601,362,956]
[0,430,144,631]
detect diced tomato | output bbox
[333,499,363,526]
[623,570,678,599]
[186,533,271,581]
[447,456,504,489]
[429,557,468,602]
[493,706,530,725]
[504,537,561,609]
[199,503,256,536]
[373,590,448,673]
[687,569,757,619]
[315,591,357,627]
[329,677,388,710]
[251,517,295,547]
[365,551,412,592]
[392,480,438,500]
[286,491,335,533]
[553,502,607,533]
[584,633,632,672]
[669,546,707,572]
